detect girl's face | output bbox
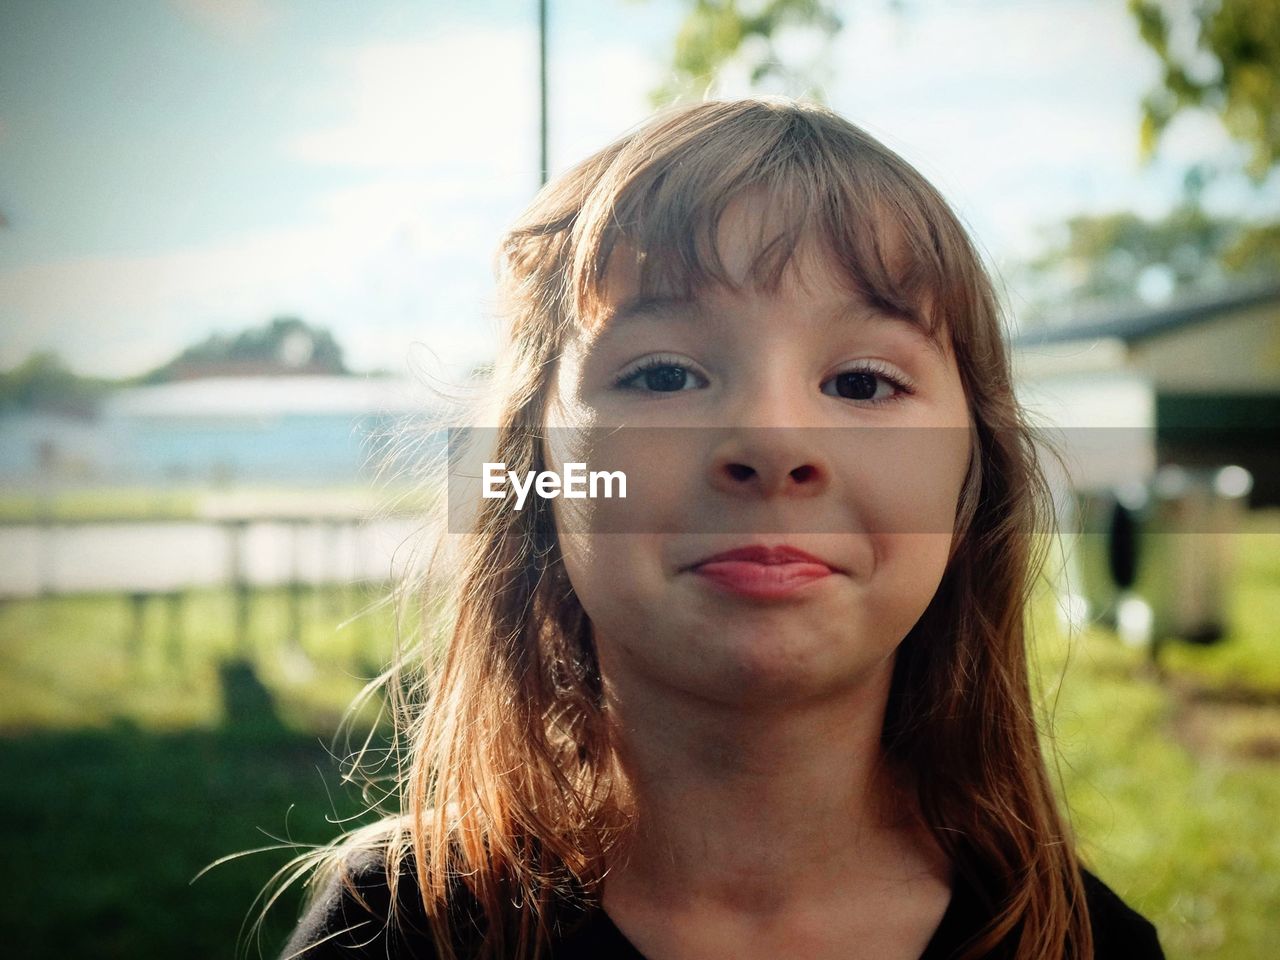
[544,198,974,706]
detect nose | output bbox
[707,366,835,501]
[709,427,831,499]
[704,356,835,500]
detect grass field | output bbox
[0,487,204,522]
[1035,515,1280,958]
[1,514,1277,958]
[0,584,409,959]
[0,484,437,523]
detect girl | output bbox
[279,98,1164,959]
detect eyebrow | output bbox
[599,295,702,328]
[599,294,947,358]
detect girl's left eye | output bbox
[820,362,914,405]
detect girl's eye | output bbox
[612,356,914,405]
[820,362,913,405]
[613,356,705,393]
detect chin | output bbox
[685,630,895,708]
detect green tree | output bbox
[648,0,847,105]
[0,352,114,417]
[141,316,348,382]
[1131,0,1280,181]
[1017,201,1278,325]
[1020,1,1280,325]
[1128,0,1280,292]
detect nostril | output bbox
[727,463,755,482]
[791,465,817,483]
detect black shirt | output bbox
[281,851,1164,959]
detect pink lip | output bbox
[685,545,840,601]
[686,544,841,570]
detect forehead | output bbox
[590,292,950,367]
[588,199,948,358]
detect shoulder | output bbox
[1079,869,1165,959]
[279,843,442,960]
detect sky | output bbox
[0,0,1259,379]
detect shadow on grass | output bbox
[0,660,377,960]
[1177,678,1280,707]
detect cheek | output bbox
[830,424,971,540]
[850,427,967,634]
[864,532,954,653]
[556,530,666,636]
[874,532,954,597]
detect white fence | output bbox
[0,516,429,598]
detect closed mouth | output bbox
[685,544,842,573]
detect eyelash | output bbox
[611,355,915,406]
[612,354,701,390]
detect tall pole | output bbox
[539,0,549,186]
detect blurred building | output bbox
[0,375,436,488]
[1013,282,1280,507]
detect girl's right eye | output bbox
[612,355,706,393]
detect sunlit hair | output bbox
[279,97,1091,960]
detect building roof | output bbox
[1012,281,1280,348]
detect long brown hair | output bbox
[288,97,1091,960]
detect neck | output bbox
[601,659,933,916]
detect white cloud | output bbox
[0,204,514,377]
[307,177,514,255]
[826,0,1169,257]
[548,37,671,170]
[1,4,1200,375]
[1157,109,1243,168]
[286,25,662,179]
[286,30,540,175]
[169,0,277,43]
[1,22,670,377]
[0,226,343,372]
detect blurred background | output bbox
[1,0,1277,957]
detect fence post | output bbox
[225,519,252,656]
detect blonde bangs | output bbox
[567,99,959,343]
